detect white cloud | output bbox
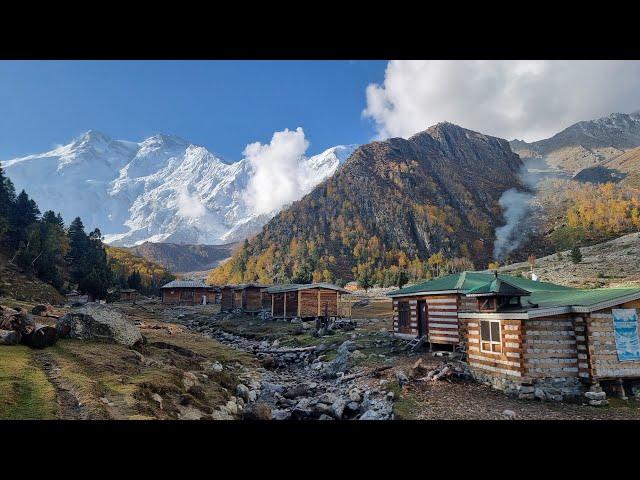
[176,186,207,219]
[363,60,640,142]
[243,127,310,216]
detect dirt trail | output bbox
[32,351,90,420]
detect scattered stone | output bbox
[501,409,516,419]
[236,384,250,402]
[396,370,409,387]
[151,393,163,409]
[386,391,395,401]
[359,409,381,420]
[585,391,607,401]
[318,414,334,420]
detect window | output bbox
[398,301,410,328]
[480,320,501,353]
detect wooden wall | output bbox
[221,288,234,311]
[391,294,461,345]
[162,288,216,305]
[466,318,524,379]
[244,287,264,311]
[585,301,640,379]
[522,315,578,380]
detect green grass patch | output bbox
[386,381,421,420]
[0,346,57,419]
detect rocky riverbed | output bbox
[182,317,395,420]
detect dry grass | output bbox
[0,346,57,419]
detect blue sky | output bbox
[0,60,388,160]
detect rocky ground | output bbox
[4,298,640,420]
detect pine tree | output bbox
[0,165,16,238]
[570,245,582,264]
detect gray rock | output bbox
[56,304,143,346]
[396,370,409,387]
[318,414,334,420]
[501,409,516,419]
[345,401,361,415]
[271,409,291,420]
[585,391,607,401]
[151,393,163,409]
[359,409,381,420]
[236,384,250,402]
[534,388,546,401]
[331,398,347,419]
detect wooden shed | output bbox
[266,283,351,319]
[119,289,139,302]
[389,270,640,402]
[220,285,236,312]
[160,280,218,305]
[232,283,269,313]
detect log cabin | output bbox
[160,280,218,305]
[266,283,351,320]
[119,289,139,302]
[231,283,269,313]
[220,285,236,312]
[388,271,640,401]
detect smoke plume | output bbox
[493,188,534,260]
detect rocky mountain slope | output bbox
[209,122,525,283]
[1,131,357,247]
[511,111,640,175]
[498,232,640,288]
[127,241,237,273]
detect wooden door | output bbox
[417,300,428,337]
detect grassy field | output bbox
[0,346,57,420]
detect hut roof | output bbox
[160,280,213,289]
[265,283,350,294]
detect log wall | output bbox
[221,288,234,311]
[522,315,578,380]
[392,294,461,345]
[466,318,524,379]
[244,287,264,312]
[585,300,640,379]
[162,288,216,305]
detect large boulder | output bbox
[56,304,143,347]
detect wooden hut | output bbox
[389,271,640,402]
[232,283,269,313]
[119,289,139,302]
[160,280,218,305]
[220,285,236,312]
[266,283,350,320]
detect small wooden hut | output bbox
[232,283,269,313]
[160,280,218,305]
[388,270,640,402]
[119,289,139,302]
[266,283,350,320]
[220,285,236,312]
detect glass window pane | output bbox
[481,321,490,341]
[490,322,500,342]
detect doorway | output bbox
[417,300,428,338]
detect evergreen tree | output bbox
[570,245,582,264]
[396,269,409,288]
[0,165,16,238]
[127,270,142,290]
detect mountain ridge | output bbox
[1,131,357,247]
[209,122,525,285]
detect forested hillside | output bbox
[0,165,170,300]
[208,123,524,287]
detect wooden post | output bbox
[284,293,287,318]
[298,290,301,317]
[271,293,275,316]
[317,289,321,317]
[336,291,339,318]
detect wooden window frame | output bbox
[479,319,502,354]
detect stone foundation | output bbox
[470,370,587,403]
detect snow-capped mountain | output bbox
[1,131,357,246]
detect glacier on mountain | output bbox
[1,130,357,246]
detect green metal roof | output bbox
[388,271,640,311]
[265,283,350,294]
[388,271,572,296]
[525,288,640,309]
[466,276,531,297]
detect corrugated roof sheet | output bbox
[265,283,350,294]
[161,280,213,289]
[388,271,572,296]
